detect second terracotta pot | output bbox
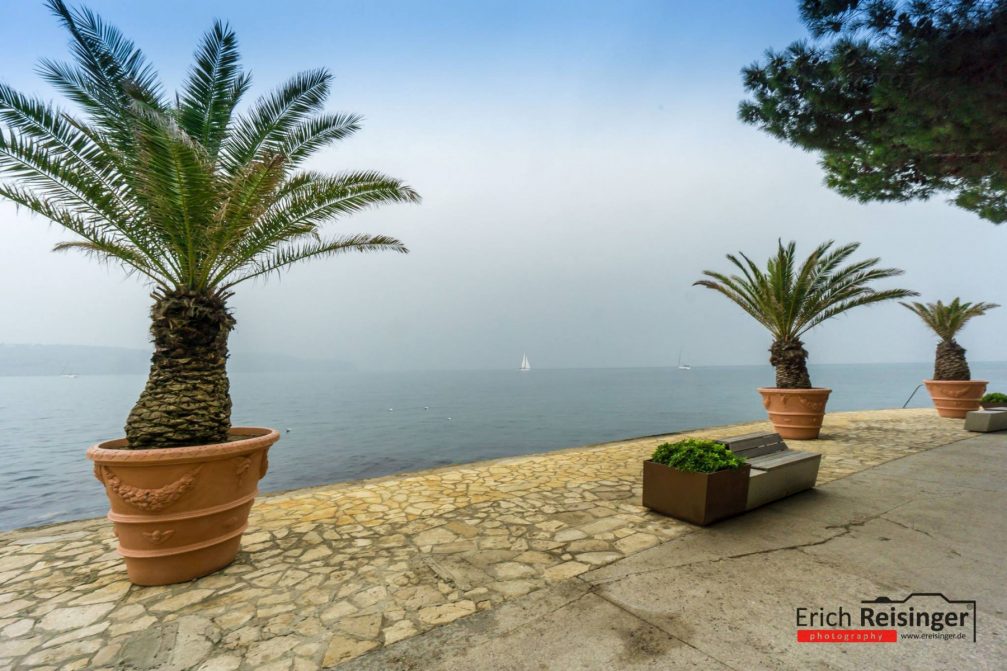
[87,427,279,586]
[923,380,988,418]
[758,387,832,440]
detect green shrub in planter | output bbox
[644,438,750,525]
[981,392,1007,403]
[651,439,746,473]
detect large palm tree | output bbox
[901,299,999,381]
[0,1,420,448]
[695,240,916,388]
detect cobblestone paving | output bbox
[0,409,972,669]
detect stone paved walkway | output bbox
[0,409,972,670]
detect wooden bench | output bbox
[716,432,821,510]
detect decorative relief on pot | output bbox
[259,454,269,479]
[797,397,826,411]
[93,463,105,484]
[101,465,203,512]
[235,456,252,487]
[142,529,175,545]
[943,385,975,398]
[222,515,240,531]
[761,393,785,409]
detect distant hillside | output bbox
[0,344,355,376]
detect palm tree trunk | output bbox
[934,339,971,381]
[125,289,235,449]
[770,339,811,389]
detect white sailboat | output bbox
[519,353,531,372]
[677,349,691,371]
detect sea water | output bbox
[2,362,1005,530]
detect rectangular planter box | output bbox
[642,460,751,526]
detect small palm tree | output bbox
[0,1,419,448]
[901,299,999,381]
[695,240,917,388]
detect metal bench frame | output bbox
[717,432,821,510]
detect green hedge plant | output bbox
[651,439,746,473]
[981,392,1007,403]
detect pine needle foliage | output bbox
[740,0,1007,222]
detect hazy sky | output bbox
[1,0,1004,371]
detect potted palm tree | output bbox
[695,241,915,439]
[0,1,419,585]
[901,299,999,418]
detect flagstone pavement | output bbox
[0,409,972,670]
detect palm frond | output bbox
[802,287,918,333]
[0,83,135,213]
[0,128,126,224]
[222,234,408,288]
[128,103,216,284]
[177,20,248,157]
[209,170,418,285]
[280,113,362,166]
[696,240,916,341]
[1,3,418,295]
[0,183,163,283]
[221,69,331,171]
[200,154,289,285]
[694,274,774,332]
[42,0,165,135]
[51,240,156,277]
[901,298,1000,341]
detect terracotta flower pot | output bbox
[757,388,832,440]
[87,427,280,586]
[923,380,988,418]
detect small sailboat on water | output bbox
[677,349,691,371]
[519,353,531,372]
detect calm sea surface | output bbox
[2,362,1005,531]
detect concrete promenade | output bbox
[344,432,1007,670]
